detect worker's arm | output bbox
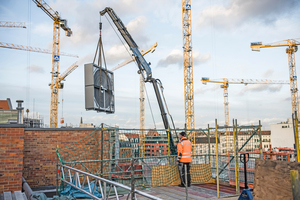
[177,142,183,162]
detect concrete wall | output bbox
[0,126,24,193]
[270,118,295,148]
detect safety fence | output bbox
[56,120,291,196]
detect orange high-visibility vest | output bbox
[177,137,192,163]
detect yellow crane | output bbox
[111,42,157,157]
[0,42,78,58]
[251,39,300,116]
[32,0,73,128]
[182,1,195,131]
[201,77,289,153]
[49,62,78,125]
[0,21,26,28]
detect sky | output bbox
[0,0,299,130]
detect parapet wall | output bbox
[0,126,24,193]
[0,126,95,193]
[23,128,95,187]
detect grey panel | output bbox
[84,63,115,113]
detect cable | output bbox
[156,79,176,131]
[144,84,156,129]
[104,15,133,61]
[26,0,32,111]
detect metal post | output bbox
[101,123,104,177]
[56,152,59,196]
[259,120,263,159]
[291,170,300,200]
[243,154,248,189]
[185,164,188,200]
[294,112,300,162]
[208,124,211,165]
[215,119,219,198]
[131,152,135,200]
[234,119,240,194]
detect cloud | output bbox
[195,84,219,95]
[241,84,282,93]
[32,22,53,37]
[263,69,274,78]
[157,49,210,68]
[196,0,299,30]
[28,64,44,73]
[126,16,149,46]
[105,44,131,65]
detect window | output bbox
[282,126,288,128]
[152,150,154,152]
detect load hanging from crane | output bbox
[84,18,115,114]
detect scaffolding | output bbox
[56,120,290,196]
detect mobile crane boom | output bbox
[100,7,176,155]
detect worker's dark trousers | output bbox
[178,162,191,186]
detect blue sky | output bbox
[0,0,299,129]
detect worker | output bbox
[177,131,192,187]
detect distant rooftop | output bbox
[0,98,12,110]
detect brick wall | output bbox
[23,129,95,187]
[0,127,24,193]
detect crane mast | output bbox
[251,39,300,116]
[32,0,73,128]
[182,1,195,131]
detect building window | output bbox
[282,126,288,128]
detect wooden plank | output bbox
[253,159,300,200]
[3,192,12,200]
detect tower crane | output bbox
[49,62,78,125]
[0,42,78,57]
[201,77,289,153]
[251,39,300,116]
[111,43,157,157]
[32,0,74,128]
[182,1,194,130]
[0,21,26,28]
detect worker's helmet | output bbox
[179,132,186,137]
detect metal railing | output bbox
[58,164,163,200]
